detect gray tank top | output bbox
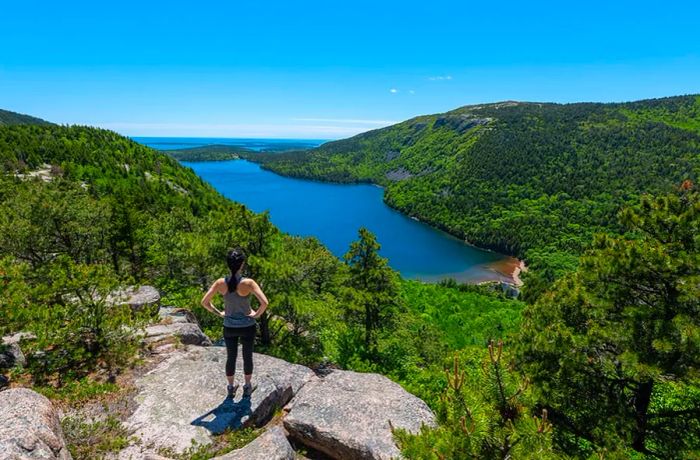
[223,276,256,328]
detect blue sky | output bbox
[1,0,699,139]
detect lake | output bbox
[134,137,518,284]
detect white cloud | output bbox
[408,90,416,94]
[428,75,453,81]
[389,88,398,93]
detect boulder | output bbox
[109,285,161,311]
[212,426,295,460]
[158,306,199,324]
[284,370,436,460]
[144,322,212,346]
[0,388,72,459]
[0,375,8,390]
[120,346,315,456]
[0,342,25,369]
[143,306,212,346]
[0,332,34,369]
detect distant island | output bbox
[157,140,330,162]
[161,144,248,161]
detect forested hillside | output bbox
[0,108,53,126]
[246,95,700,284]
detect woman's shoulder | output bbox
[239,277,257,287]
[214,277,228,293]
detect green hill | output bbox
[245,95,700,271]
[0,108,53,126]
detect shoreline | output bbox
[486,258,526,287]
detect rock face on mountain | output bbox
[0,388,71,459]
[284,370,436,460]
[119,346,315,458]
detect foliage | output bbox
[343,228,400,356]
[0,256,141,385]
[401,280,524,349]
[396,342,557,459]
[62,415,131,460]
[34,378,120,405]
[517,186,700,457]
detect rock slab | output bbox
[142,306,212,347]
[284,370,436,460]
[212,426,295,460]
[144,322,212,346]
[120,346,315,456]
[109,285,161,311]
[0,388,72,459]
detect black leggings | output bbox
[223,325,256,376]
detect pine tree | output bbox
[517,184,700,457]
[395,342,557,459]
[343,228,399,356]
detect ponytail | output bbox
[225,248,247,293]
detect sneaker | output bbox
[227,384,238,397]
[242,383,255,397]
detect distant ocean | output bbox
[133,137,327,152]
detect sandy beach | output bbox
[486,257,526,286]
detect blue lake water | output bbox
[135,137,516,283]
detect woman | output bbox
[201,248,268,397]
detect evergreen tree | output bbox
[517,184,700,457]
[343,228,399,356]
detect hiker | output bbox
[201,248,268,397]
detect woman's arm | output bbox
[248,280,269,319]
[201,279,226,317]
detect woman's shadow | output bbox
[191,394,253,435]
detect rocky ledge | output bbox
[119,347,315,458]
[285,370,436,459]
[0,296,436,460]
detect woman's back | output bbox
[223,276,255,328]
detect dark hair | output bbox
[225,248,247,293]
